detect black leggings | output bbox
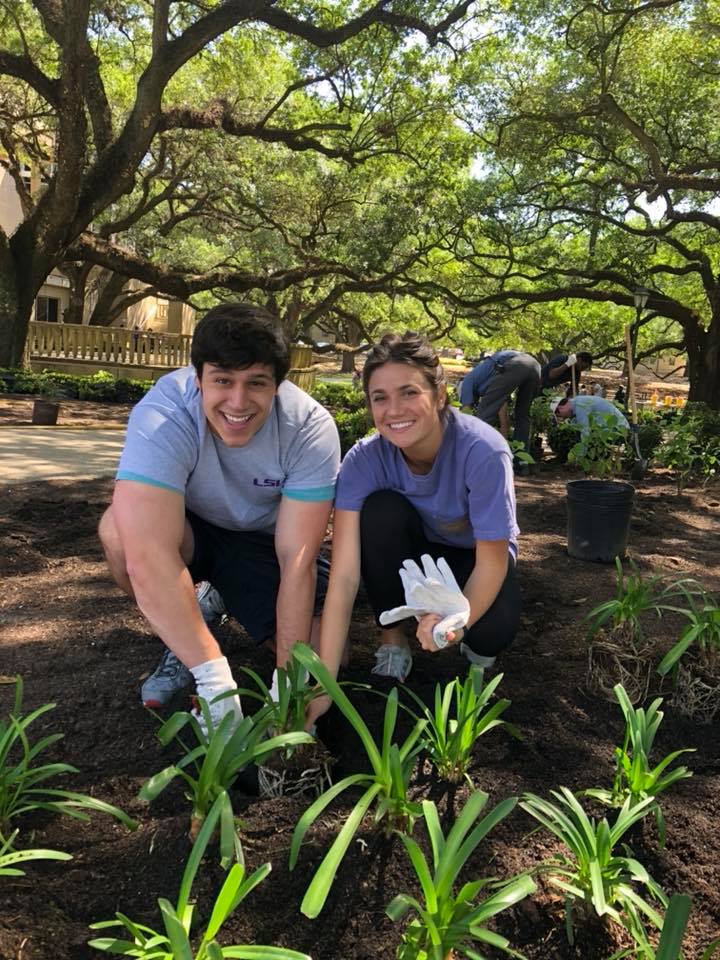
[359,490,520,658]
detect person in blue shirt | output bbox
[459,350,541,454]
[551,395,629,438]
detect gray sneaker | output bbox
[140,648,193,708]
[196,581,227,624]
[459,642,496,671]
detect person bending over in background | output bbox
[98,302,340,728]
[308,331,521,726]
[551,394,629,439]
[458,349,541,456]
[540,351,593,395]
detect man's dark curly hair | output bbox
[191,302,289,382]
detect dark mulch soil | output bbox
[1,463,719,960]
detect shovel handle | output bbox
[624,325,638,426]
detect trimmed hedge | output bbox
[0,368,152,403]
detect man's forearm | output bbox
[275,564,316,667]
[126,551,221,667]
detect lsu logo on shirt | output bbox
[253,478,284,488]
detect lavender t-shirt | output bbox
[335,407,519,556]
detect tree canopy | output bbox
[2,0,720,403]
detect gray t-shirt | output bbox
[117,366,340,534]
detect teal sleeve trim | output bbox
[282,484,336,503]
[116,471,184,494]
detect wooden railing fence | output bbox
[28,321,192,368]
[27,321,316,388]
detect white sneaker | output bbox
[460,642,496,670]
[371,645,413,682]
[195,581,227,624]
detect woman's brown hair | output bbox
[362,331,447,409]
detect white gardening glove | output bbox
[565,353,577,367]
[379,555,470,648]
[190,656,243,737]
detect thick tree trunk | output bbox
[89,271,127,325]
[685,310,720,409]
[62,262,93,325]
[340,349,356,374]
[0,232,49,367]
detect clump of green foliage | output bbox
[584,684,694,846]
[0,677,137,845]
[290,645,426,919]
[140,702,312,863]
[657,585,720,678]
[387,791,536,960]
[521,788,667,950]
[1,367,151,403]
[404,668,519,786]
[585,559,694,644]
[89,792,311,960]
[567,412,628,477]
[656,413,720,493]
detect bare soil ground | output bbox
[0,403,719,959]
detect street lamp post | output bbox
[631,287,650,367]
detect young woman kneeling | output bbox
[312,331,521,717]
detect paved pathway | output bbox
[0,427,126,482]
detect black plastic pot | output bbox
[566,479,635,563]
[31,399,60,425]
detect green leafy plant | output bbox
[289,644,427,918]
[0,829,71,877]
[547,420,583,463]
[89,791,310,960]
[585,559,693,643]
[625,893,720,960]
[239,661,317,742]
[584,684,694,846]
[0,677,136,844]
[567,412,628,478]
[387,791,536,960]
[509,438,535,465]
[657,587,720,677]
[403,668,519,786]
[139,702,313,862]
[520,788,667,949]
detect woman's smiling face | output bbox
[366,362,446,456]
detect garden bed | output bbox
[1,466,719,960]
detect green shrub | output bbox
[114,377,152,403]
[310,381,365,412]
[547,422,582,462]
[334,407,373,455]
[10,372,43,395]
[636,420,664,459]
[78,371,118,401]
[680,401,720,442]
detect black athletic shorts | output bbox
[186,510,329,645]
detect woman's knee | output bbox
[360,490,419,535]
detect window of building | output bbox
[35,296,59,323]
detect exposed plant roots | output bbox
[673,658,720,724]
[257,741,333,800]
[586,624,651,705]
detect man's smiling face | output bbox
[197,363,277,447]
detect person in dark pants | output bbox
[307,330,521,729]
[98,302,340,731]
[459,350,541,455]
[540,351,593,394]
